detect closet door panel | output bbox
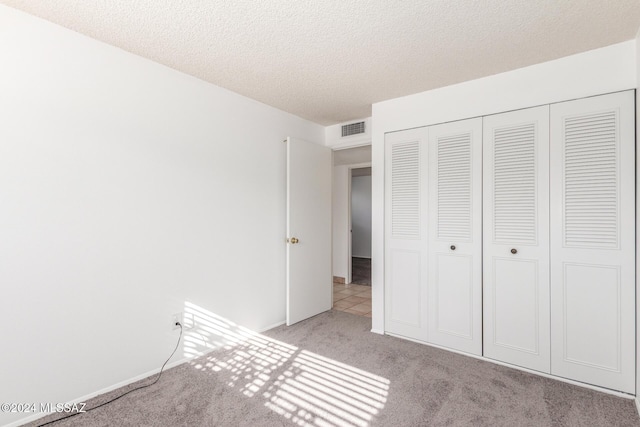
[388,250,421,325]
[427,117,482,355]
[493,258,539,352]
[550,90,635,393]
[483,106,550,373]
[432,253,473,337]
[384,128,428,341]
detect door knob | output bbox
[511,248,517,254]
[450,245,456,251]
[289,237,299,244]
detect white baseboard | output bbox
[635,397,640,417]
[4,350,198,427]
[259,320,286,332]
[5,320,287,427]
[370,328,384,335]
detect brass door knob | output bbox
[290,237,299,244]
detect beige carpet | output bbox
[30,310,639,426]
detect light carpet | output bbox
[28,311,639,426]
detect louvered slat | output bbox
[563,111,618,248]
[392,141,420,238]
[437,133,471,239]
[493,123,537,243]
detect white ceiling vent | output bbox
[341,121,366,137]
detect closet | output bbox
[384,118,483,355]
[384,90,635,393]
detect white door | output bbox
[550,91,635,393]
[384,127,428,341]
[483,106,551,373]
[286,137,332,326]
[427,118,482,355]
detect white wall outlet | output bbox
[172,312,183,330]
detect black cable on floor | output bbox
[37,323,184,427]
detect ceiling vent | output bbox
[341,121,365,137]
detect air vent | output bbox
[342,121,365,137]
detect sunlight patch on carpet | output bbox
[183,302,389,426]
[264,350,389,426]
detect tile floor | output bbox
[332,281,372,317]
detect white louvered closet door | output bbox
[384,128,428,341]
[427,118,482,355]
[550,91,635,393]
[483,106,550,373]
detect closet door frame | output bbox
[382,91,636,395]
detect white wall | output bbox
[351,175,372,258]
[325,117,372,148]
[371,40,637,334]
[0,5,324,426]
[333,145,372,165]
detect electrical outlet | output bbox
[172,312,183,330]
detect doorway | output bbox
[331,146,372,317]
[350,167,372,286]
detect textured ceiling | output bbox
[2,1,640,125]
